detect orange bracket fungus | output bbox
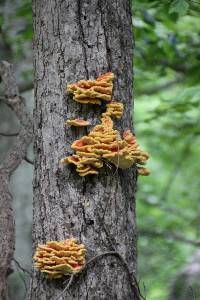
[102,101,124,119]
[65,119,90,127]
[103,130,150,171]
[33,238,86,279]
[62,72,150,176]
[67,72,114,105]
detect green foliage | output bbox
[0,0,32,60]
[169,0,189,17]
[15,0,32,41]
[134,0,200,298]
[0,14,3,26]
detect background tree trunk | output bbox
[168,250,200,300]
[29,0,137,299]
[0,61,32,300]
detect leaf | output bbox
[169,0,189,17]
[0,15,3,27]
[16,3,32,18]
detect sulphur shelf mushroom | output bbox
[67,72,114,105]
[102,101,124,119]
[65,119,90,127]
[33,238,86,279]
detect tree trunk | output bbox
[0,174,14,300]
[29,0,137,299]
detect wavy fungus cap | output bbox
[123,130,150,174]
[33,238,86,279]
[102,102,124,119]
[65,119,90,127]
[137,167,150,176]
[67,72,114,105]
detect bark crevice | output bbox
[77,0,89,79]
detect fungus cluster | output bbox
[33,238,86,279]
[67,72,114,105]
[62,72,150,176]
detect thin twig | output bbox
[13,259,30,300]
[101,158,113,170]
[85,251,145,300]
[0,95,7,102]
[112,137,120,176]
[13,258,31,276]
[0,132,19,137]
[142,282,147,300]
[190,0,200,5]
[53,274,75,300]
[159,135,194,203]
[24,156,34,165]
[140,195,192,222]
[18,81,33,94]
[140,228,200,247]
[138,77,184,96]
[96,210,117,251]
[101,222,116,251]
[98,197,110,226]
[97,174,114,229]
[189,286,196,300]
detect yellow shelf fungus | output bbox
[102,130,149,170]
[65,119,90,127]
[102,101,124,119]
[67,72,114,105]
[137,167,151,176]
[33,238,86,279]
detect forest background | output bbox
[0,0,200,299]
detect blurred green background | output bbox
[0,0,200,299]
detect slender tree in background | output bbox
[29,0,139,299]
[0,62,32,299]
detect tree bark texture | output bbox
[29,1,137,299]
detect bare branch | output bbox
[138,77,184,96]
[13,259,30,300]
[18,81,33,94]
[13,258,32,277]
[0,60,33,299]
[54,274,75,300]
[24,156,34,165]
[0,132,19,137]
[160,135,194,203]
[0,96,7,102]
[140,228,200,247]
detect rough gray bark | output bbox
[29,0,138,299]
[0,61,32,299]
